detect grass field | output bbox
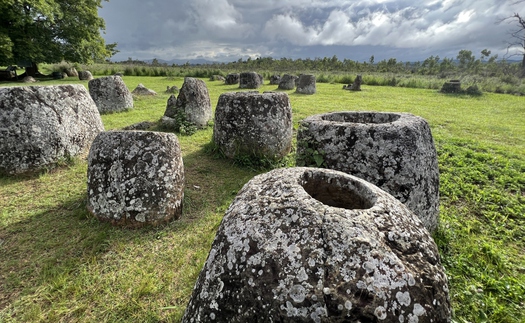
[1,76,524,322]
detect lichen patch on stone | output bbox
[182,167,451,322]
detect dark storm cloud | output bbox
[98,0,521,62]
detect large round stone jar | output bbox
[278,74,298,90]
[171,77,212,129]
[182,167,451,322]
[239,72,263,89]
[88,75,133,113]
[295,74,316,94]
[296,111,439,232]
[0,84,104,174]
[87,131,184,228]
[213,91,293,160]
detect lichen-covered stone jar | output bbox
[0,84,104,175]
[87,131,184,228]
[296,111,440,232]
[295,74,316,94]
[182,167,451,322]
[213,91,293,160]
[171,77,212,129]
[88,75,134,113]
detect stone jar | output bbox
[278,74,298,90]
[78,70,94,81]
[239,72,263,89]
[132,83,157,96]
[213,91,293,160]
[88,75,134,113]
[182,167,451,323]
[0,84,104,174]
[270,74,281,85]
[296,74,316,94]
[87,131,184,228]
[296,111,440,232]
[171,77,212,129]
[225,73,240,85]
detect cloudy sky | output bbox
[98,0,523,63]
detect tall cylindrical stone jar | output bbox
[213,91,293,160]
[87,131,184,228]
[295,74,316,94]
[296,111,440,232]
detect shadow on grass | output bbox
[0,161,80,185]
[0,142,259,319]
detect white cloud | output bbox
[262,0,515,51]
[99,0,519,61]
[188,0,253,39]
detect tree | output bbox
[0,0,114,76]
[457,50,476,70]
[422,55,440,74]
[500,1,525,69]
[480,49,491,61]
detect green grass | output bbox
[1,77,524,322]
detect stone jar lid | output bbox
[182,167,451,322]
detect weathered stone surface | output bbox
[225,73,240,85]
[87,131,184,228]
[0,84,104,174]
[52,71,65,79]
[345,74,363,91]
[22,76,37,83]
[270,74,281,85]
[213,91,293,159]
[165,85,179,94]
[163,77,212,129]
[210,75,226,82]
[132,83,157,96]
[440,80,461,93]
[296,74,302,86]
[78,70,93,81]
[65,67,78,77]
[88,75,134,114]
[239,72,263,89]
[278,74,298,90]
[296,111,440,232]
[296,74,316,94]
[159,116,178,129]
[182,167,451,323]
[163,94,178,118]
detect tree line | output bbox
[124,49,524,79]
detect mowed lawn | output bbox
[1,76,524,322]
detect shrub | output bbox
[316,73,332,83]
[124,66,133,76]
[466,85,482,96]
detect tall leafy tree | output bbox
[0,0,113,75]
